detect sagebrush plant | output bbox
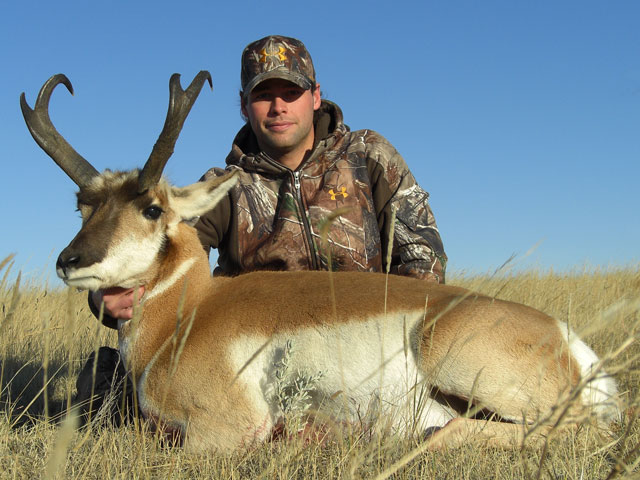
[271,339,324,434]
[1,254,639,479]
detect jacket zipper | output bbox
[257,153,319,270]
[292,170,319,270]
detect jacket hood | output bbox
[225,100,348,174]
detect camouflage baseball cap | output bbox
[241,35,316,98]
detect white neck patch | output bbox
[145,257,196,302]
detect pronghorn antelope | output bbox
[21,72,619,451]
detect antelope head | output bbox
[21,72,237,291]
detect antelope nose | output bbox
[56,250,80,274]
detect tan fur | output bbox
[61,171,619,452]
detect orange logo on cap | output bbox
[329,187,349,200]
[259,46,287,63]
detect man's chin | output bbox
[257,130,301,152]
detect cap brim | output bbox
[243,68,313,99]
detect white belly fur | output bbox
[227,311,456,439]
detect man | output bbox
[92,35,446,327]
[80,36,447,422]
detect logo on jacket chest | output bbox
[329,187,349,200]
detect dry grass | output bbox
[1,255,639,479]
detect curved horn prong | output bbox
[138,71,213,193]
[20,74,99,187]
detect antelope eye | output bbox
[143,205,163,220]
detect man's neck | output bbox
[273,151,307,170]
[265,135,314,171]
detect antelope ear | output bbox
[170,171,238,221]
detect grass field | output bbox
[1,255,639,479]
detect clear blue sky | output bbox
[1,0,638,284]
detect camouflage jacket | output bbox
[196,100,447,283]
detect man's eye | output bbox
[253,92,271,101]
[283,89,303,101]
[143,205,163,220]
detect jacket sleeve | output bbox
[194,167,233,257]
[366,133,447,283]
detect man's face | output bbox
[242,78,321,162]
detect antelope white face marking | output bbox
[62,231,166,291]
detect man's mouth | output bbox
[266,121,293,132]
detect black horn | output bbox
[138,71,213,193]
[20,74,99,187]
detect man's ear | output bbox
[313,83,321,110]
[240,91,248,118]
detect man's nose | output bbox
[270,95,287,114]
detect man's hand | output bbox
[91,286,146,320]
